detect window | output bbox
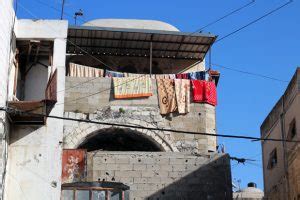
[288,119,297,140]
[267,148,277,169]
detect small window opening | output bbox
[288,119,297,140]
[267,148,277,170]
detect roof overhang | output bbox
[67,25,217,61]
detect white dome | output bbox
[83,19,180,32]
[233,187,264,199]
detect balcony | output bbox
[7,40,57,125]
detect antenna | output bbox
[60,0,65,20]
[74,9,83,25]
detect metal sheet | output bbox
[67,26,216,60]
[62,149,87,184]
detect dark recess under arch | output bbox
[78,128,164,152]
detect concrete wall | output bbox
[24,59,51,100]
[86,151,232,200]
[4,20,68,200]
[261,68,300,200]
[0,0,15,199]
[64,77,217,153]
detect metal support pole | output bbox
[60,0,65,20]
[150,41,153,75]
[209,47,212,70]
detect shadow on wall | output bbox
[146,154,232,200]
[9,125,41,145]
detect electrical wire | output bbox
[17,2,156,101]
[56,74,149,105]
[17,2,112,69]
[190,0,255,34]
[212,63,289,83]
[1,106,300,144]
[215,0,293,43]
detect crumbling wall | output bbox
[64,77,217,153]
[86,152,232,200]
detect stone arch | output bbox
[63,120,178,152]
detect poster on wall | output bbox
[61,149,87,183]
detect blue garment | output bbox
[105,70,124,77]
[188,71,205,80]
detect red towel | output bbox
[191,80,217,106]
[204,81,217,106]
[191,80,205,102]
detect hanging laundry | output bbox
[176,73,189,79]
[68,63,104,77]
[168,74,176,79]
[191,80,205,102]
[188,71,206,80]
[127,73,151,79]
[157,79,177,114]
[175,79,190,114]
[208,70,220,86]
[204,81,217,106]
[113,77,152,99]
[191,80,217,106]
[155,74,169,79]
[105,70,124,77]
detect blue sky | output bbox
[17,0,300,190]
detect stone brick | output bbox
[146,164,160,170]
[133,177,148,184]
[133,164,146,170]
[141,170,155,178]
[119,164,133,171]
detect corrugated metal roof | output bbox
[67,26,217,60]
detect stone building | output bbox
[0,1,232,199]
[260,68,300,200]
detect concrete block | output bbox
[147,177,161,184]
[141,171,155,178]
[133,177,148,184]
[105,164,119,171]
[133,164,146,171]
[168,171,183,178]
[160,165,172,171]
[146,164,160,171]
[115,157,130,164]
[172,165,186,172]
[119,164,133,171]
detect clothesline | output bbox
[67,63,218,115]
[67,62,218,82]
[113,77,217,115]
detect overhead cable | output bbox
[215,0,293,43]
[1,107,300,144]
[18,2,112,69]
[212,63,289,83]
[190,0,255,34]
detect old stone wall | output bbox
[0,0,15,199]
[64,77,217,152]
[86,152,232,200]
[261,68,300,200]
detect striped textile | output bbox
[68,63,104,77]
[113,77,152,99]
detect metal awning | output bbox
[67,26,217,60]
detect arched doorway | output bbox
[77,128,164,152]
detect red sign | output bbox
[62,149,87,183]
